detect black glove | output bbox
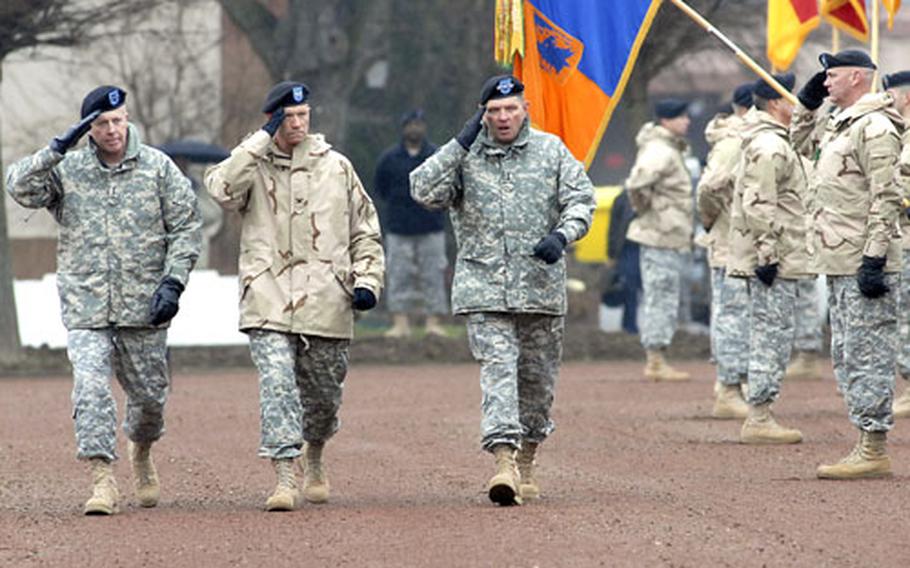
[50,110,101,154]
[149,277,185,326]
[352,287,377,311]
[262,107,286,137]
[532,232,567,264]
[857,255,889,298]
[754,263,779,287]
[797,71,829,111]
[455,107,485,150]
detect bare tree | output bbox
[0,0,161,362]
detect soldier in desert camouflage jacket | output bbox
[696,84,751,419]
[883,71,910,419]
[625,99,694,382]
[206,81,384,512]
[791,50,905,479]
[727,73,807,445]
[410,74,594,507]
[6,85,201,515]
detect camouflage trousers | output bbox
[747,278,796,406]
[828,274,897,432]
[67,328,169,462]
[897,250,910,380]
[466,312,563,452]
[639,246,686,350]
[711,270,750,386]
[248,330,349,460]
[793,277,823,353]
[385,232,448,315]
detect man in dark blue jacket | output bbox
[374,110,448,337]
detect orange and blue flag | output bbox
[513,0,661,168]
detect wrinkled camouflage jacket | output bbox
[696,112,745,268]
[791,92,904,274]
[898,128,910,250]
[409,120,594,316]
[625,122,693,251]
[205,130,383,338]
[6,124,201,330]
[727,109,809,279]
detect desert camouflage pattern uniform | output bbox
[6,124,201,461]
[206,129,383,458]
[792,92,904,432]
[624,122,694,350]
[728,109,809,405]
[410,119,594,451]
[697,112,749,384]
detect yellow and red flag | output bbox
[512,0,660,167]
[767,0,821,71]
[821,0,869,42]
[494,0,524,66]
[882,0,901,30]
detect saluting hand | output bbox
[50,110,101,155]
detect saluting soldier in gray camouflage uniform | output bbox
[206,82,384,511]
[728,73,807,445]
[696,84,752,419]
[410,75,594,506]
[6,86,201,515]
[625,99,694,382]
[883,70,910,419]
[792,50,905,479]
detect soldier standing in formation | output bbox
[792,50,904,479]
[883,70,910,419]
[727,73,807,445]
[6,86,202,515]
[697,83,752,419]
[410,75,594,506]
[206,81,384,510]
[373,109,449,338]
[625,99,694,382]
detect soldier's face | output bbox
[888,88,910,116]
[275,103,310,149]
[824,67,861,107]
[661,114,690,137]
[90,107,128,156]
[483,96,528,144]
[769,98,794,126]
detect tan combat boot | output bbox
[739,403,803,444]
[384,314,411,338]
[817,431,892,479]
[712,384,749,419]
[84,458,120,515]
[265,458,299,511]
[784,351,822,381]
[644,350,690,382]
[128,440,160,508]
[300,442,330,504]
[487,444,522,506]
[424,315,447,337]
[893,384,910,418]
[516,442,540,501]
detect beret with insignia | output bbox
[261,81,310,114]
[80,85,127,119]
[819,49,876,70]
[479,74,525,105]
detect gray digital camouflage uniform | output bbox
[410,119,594,451]
[385,232,448,315]
[713,271,750,386]
[6,124,201,461]
[896,128,910,381]
[793,277,823,353]
[792,92,904,432]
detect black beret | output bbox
[399,108,425,126]
[819,49,877,70]
[654,98,688,119]
[479,74,524,105]
[753,72,795,101]
[733,83,753,108]
[883,71,910,90]
[717,102,734,116]
[261,81,310,114]
[80,85,127,119]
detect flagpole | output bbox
[871,0,880,91]
[832,27,840,52]
[667,0,798,104]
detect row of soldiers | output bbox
[625,48,910,479]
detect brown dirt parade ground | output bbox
[1,360,908,567]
